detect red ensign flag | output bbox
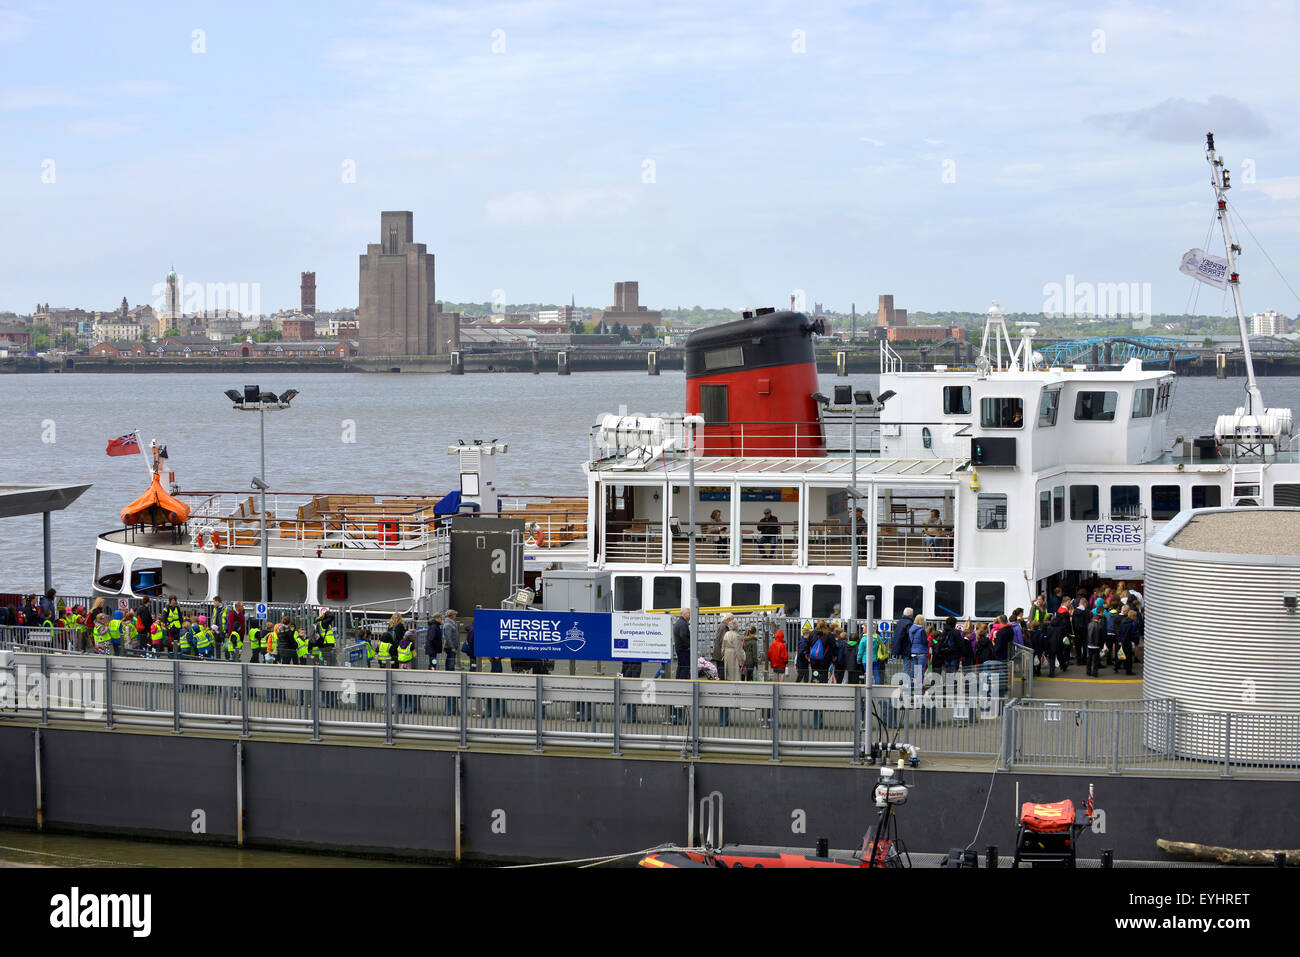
[106,433,141,456]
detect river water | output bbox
[4,370,1299,591]
[0,826,422,867]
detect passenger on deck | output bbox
[922,510,948,556]
[705,509,727,557]
[756,508,780,559]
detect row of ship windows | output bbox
[1037,483,1228,525]
[613,576,1004,622]
[944,384,1171,428]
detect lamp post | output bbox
[225,386,299,608]
[683,414,705,677]
[850,403,858,626]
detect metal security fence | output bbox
[1003,698,1300,778]
[0,649,927,762]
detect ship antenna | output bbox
[1206,131,1263,416]
[978,300,1016,373]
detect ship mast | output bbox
[1205,131,1263,416]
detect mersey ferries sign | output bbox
[1084,522,1143,546]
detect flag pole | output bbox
[136,430,153,480]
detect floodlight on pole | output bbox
[683,414,705,684]
[226,385,301,610]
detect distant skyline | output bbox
[4,0,1300,318]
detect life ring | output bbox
[524,534,537,546]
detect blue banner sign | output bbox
[473,609,672,661]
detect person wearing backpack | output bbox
[808,626,833,683]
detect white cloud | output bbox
[484,187,642,227]
[1087,95,1271,142]
[859,136,884,146]
[0,89,91,110]
[68,119,138,138]
[1253,178,1300,201]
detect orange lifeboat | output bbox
[121,472,191,528]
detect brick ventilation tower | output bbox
[301,271,316,316]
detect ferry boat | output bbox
[91,133,1299,624]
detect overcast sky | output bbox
[3,0,1299,317]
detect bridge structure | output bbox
[1035,335,1199,368]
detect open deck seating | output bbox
[500,498,588,547]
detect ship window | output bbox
[697,581,721,607]
[811,585,841,619]
[1053,486,1065,523]
[652,576,682,610]
[731,582,759,606]
[614,575,643,611]
[1037,389,1060,427]
[943,385,971,415]
[772,583,801,618]
[893,585,923,618]
[699,384,729,423]
[974,582,1005,619]
[934,581,964,619]
[856,585,883,622]
[1039,491,1051,528]
[1074,391,1118,421]
[1273,484,1300,507]
[1192,484,1221,509]
[1070,485,1099,521]
[1151,485,1181,521]
[980,397,1023,429]
[1133,388,1155,418]
[977,494,1008,530]
[1110,485,1141,520]
[703,346,744,372]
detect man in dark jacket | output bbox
[991,616,1014,661]
[1113,611,1135,676]
[673,610,691,680]
[426,613,443,668]
[670,610,691,726]
[1071,601,1091,666]
[1086,612,1106,677]
[892,608,915,659]
[1044,609,1071,677]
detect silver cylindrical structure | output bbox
[1144,507,1300,762]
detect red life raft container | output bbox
[1020,800,1075,834]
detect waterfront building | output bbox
[357,211,458,356]
[597,281,661,329]
[1251,310,1290,336]
[877,294,907,328]
[281,316,315,340]
[301,271,316,315]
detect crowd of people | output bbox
[9,579,1145,687]
[665,580,1146,685]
